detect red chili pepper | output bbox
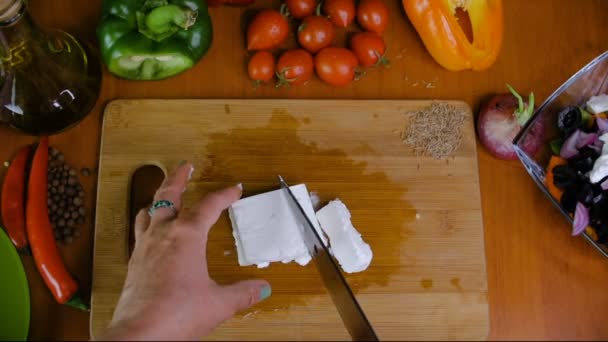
[27,137,87,309]
[1,145,30,252]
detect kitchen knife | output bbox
[278,176,379,341]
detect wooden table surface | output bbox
[1,0,607,340]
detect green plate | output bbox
[0,227,30,341]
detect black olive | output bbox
[591,183,604,203]
[589,196,608,243]
[576,183,595,206]
[568,146,599,174]
[590,212,603,230]
[558,106,583,136]
[561,188,578,214]
[552,165,579,189]
[596,223,608,244]
[590,197,608,222]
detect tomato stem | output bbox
[279,3,290,17]
[275,68,298,88]
[252,79,263,89]
[373,50,390,67]
[315,2,323,16]
[354,68,366,81]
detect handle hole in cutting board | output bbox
[128,165,164,257]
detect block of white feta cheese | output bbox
[229,184,325,268]
[316,200,372,273]
[587,94,608,114]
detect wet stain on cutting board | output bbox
[451,277,463,291]
[197,108,415,315]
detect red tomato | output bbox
[314,47,359,87]
[285,0,317,19]
[350,31,388,67]
[247,10,289,50]
[276,49,314,87]
[297,16,335,53]
[356,0,389,34]
[322,0,355,28]
[248,51,275,84]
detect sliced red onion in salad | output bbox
[593,138,604,149]
[597,117,608,134]
[572,202,589,236]
[575,132,598,149]
[559,130,601,158]
[560,130,581,158]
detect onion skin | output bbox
[477,93,542,160]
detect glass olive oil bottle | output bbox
[0,0,101,135]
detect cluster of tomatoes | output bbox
[246,0,389,87]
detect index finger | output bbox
[180,184,243,235]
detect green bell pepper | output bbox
[97,0,213,80]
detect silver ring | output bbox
[148,200,176,217]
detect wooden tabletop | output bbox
[1,0,607,340]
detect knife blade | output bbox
[278,176,379,341]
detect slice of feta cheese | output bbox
[229,184,324,268]
[600,133,608,155]
[586,94,608,114]
[588,133,608,183]
[589,155,608,183]
[316,200,372,273]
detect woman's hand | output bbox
[99,162,271,341]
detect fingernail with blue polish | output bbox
[260,285,272,301]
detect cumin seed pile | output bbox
[402,102,467,159]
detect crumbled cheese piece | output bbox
[589,133,608,183]
[316,200,372,273]
[586,94,608,114]
[309,191,321,210]
[229,184,324,268]
[601,133,608,155]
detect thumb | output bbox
[218,280,271,314]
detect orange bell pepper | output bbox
[403,0,503,71]
[544,155,567,201]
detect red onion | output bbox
[593,138,604,149]
[560,130,601,158]
[597,117,608,134]
[560,130,581,158]
[477,86,539,160]
[575,132,598,148]
[572,202,589,236]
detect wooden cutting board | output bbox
[90,99,488,340]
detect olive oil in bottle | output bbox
[0,0,101,135]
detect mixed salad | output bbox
[546,94,608,241]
